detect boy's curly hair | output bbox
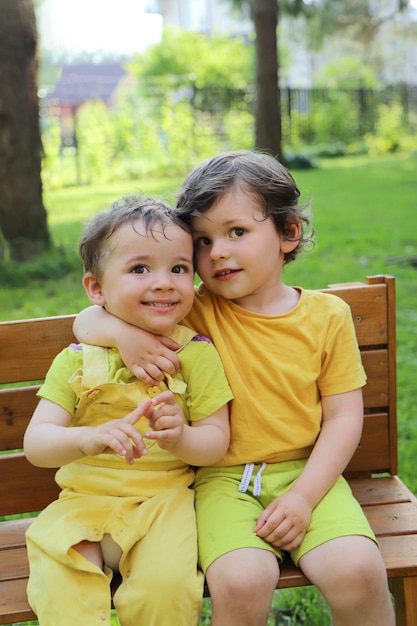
[176,150,313,264]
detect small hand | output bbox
[119,336,181,385]
[143,390,185,450]
[254,490,312,551]
[79,404,149,464]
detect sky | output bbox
[37,0,163,54]
[37,0,417,54]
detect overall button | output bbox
[100,610,107,620]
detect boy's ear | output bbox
[82,272,106,306]
[281,220,302,253]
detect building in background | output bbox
[45,63,134,147]
[145,0,251,37]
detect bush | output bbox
[310,92,359,146]
[365,102,416,155]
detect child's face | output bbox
[191,186,297,310]
[85,220,195,336]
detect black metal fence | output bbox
[189,83,417,146]
[43,81,417,185]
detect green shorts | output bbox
[194,459,376,573]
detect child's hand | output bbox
[254,490,312,551]
[79,404,149,464]
[118,333,181,385]
[143,390,185,450]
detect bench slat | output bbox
[0,548,28,583]
[0,578,37,624]
[350,476,414,506]
[381,535,417,576]
[0,315,76,384]
[0,386,40,450]
[1,454,60,517]
[361,349,389,408]
[345,412,390,475]
[0,518,32,550]
[364,504,417,537]
[323,283,388,347]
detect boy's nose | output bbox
[210,240,229,260]
[152,273,174,289]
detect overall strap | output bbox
[80,344,110,387]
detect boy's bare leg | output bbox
[299,536,395,626]
[205,548,279,626]
[72,540,103,569]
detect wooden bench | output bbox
[1,274,417,625]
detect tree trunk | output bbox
[252,0,283,158]
[0,0,50,261]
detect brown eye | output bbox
[196,237,211,247]
[231,227,245,238]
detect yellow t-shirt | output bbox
[184,285,366,467]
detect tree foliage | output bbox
[306,0,410,51]
[129,28,253,90]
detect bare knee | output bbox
[300,537,394,625]
[311,538,388,599]
[206,549,279,608]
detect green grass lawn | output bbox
[1,152,416,625]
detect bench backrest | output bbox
[0,275,397,517]
[322,275,397,478]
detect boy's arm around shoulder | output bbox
[73,305,181,384]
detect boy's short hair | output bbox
[176,150,313,264]
[79,195,191,278]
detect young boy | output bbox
[73,153,395,626]
[24,195,232,626]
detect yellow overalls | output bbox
[26,332,204,626]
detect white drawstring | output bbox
[238,463,268,496]
[238,463,254,493]
[253,463,267,496]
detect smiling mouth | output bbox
[215,269,241,278]
[143,301,177,308]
